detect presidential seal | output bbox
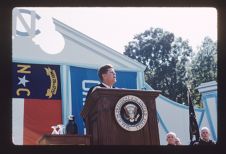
[114,95,148,131]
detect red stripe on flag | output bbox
[23,99,62,145]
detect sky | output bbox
[16,7,217,54]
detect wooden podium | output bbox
[81,88,161,145]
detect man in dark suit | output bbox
[86,64,117,100]
[192,127,216,145]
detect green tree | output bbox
[189,36,217,106]
[124,28,192,104]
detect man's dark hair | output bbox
[98,64,113,81]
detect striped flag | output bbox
[12,63,62,145]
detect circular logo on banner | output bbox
[114,95,148,131]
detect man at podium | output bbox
[81,64,161,145]
[86,64,117,100]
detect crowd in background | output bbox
[166,126,216,146]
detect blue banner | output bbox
[70,66,137,134]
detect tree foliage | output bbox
[124,28,192,104]
[123,28,217,107]
[188,37,217,106]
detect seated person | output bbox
[195,127,216,145]
[86,64,117,100]
[198,127,216,145]
[175,137,182,145]
[166,132,177,146]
